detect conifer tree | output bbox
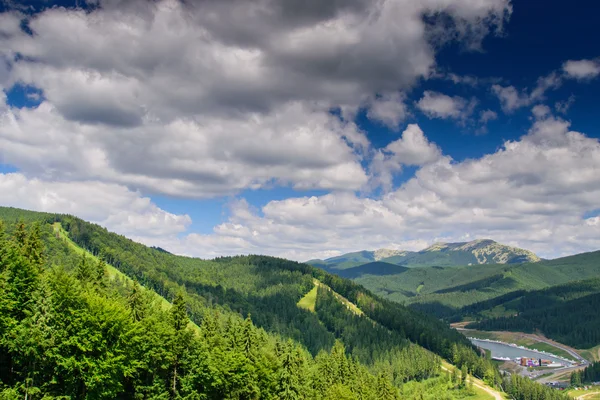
[93,258,108,288]
[169,292,191,398]
[75,253,93,283]
[128,281,146,322]
[376,371,397,400]
[24,223,45,271]
[14,222,27,247]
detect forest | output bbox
[0,207,570,399]
[571,362,600,386]
[466,288,600,348]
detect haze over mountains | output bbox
[308,239,541,271]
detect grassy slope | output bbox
[440,361,507,400]
[297,284,318,312]
[580,345,600,363]
[52,222,200,330]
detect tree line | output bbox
[0,220,405,399]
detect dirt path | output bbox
[575,391,600,399]
[440,364,504,400]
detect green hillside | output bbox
[325,250,600,310]
[0,206,515,399]
[464,278,600,348]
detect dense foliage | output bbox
[571,361,600,385]
[51,211,500,382]
[467,289,600,348]
[502,374,570,400]
[0,221,406,399]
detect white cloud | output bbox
[0,0,511,197]
[370,124,442,191]
[555,95,575,114]
[531,104,551,119]
[0,173,190,240]
[367,92,409,130]
[0,101,369,197]
[563,59,600,80]
[493,60,599,113]
[491,84,531,112]
[476,109,498,134]
[416,91,477,120]
[4,112,600,261]
[172,114,600,260]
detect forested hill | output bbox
[1,206,516,399]
[465,277,600,348]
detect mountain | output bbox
[309,239,540,271]
[307,249,410,270]
[0,206,508,399]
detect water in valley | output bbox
[469,338,574,366]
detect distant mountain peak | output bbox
[373,248,409,261]
[311,239,540,270]
[423,239,539,264]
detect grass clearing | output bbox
[567,387,600,399]
[52,222,201,332]
[314,279,364,316]
[441,361,507,400]
[297,285,318,312]
[580,345,600,362]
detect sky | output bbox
[0,0,599,261]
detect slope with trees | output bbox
[0,207,514,398]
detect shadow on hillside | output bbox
[336,262,409,279]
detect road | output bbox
[519,332,587,364]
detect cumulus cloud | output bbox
[0,101,369,196]
[0,173,191,240]
[476,109,498,134]
[491,84,532,112]
[479,109,498,124]
[367,92,409,130]
[563,59,600,80]
[369,124,442,191]
[494,60,599,113]
[416,91,477,121]
[176,114,600,260]
[0,0,511,197]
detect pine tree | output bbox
[242,314,256,358]
[14,222,27,247]
[23,223,45,271]
[93,258,108,288]
[75,253,98,285]
[127,281,146,322]
[277,341,302,400]
[376,371,397,400]
[461,364,468,388]
[169,292,191,398]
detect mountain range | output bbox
[308,239,541,271]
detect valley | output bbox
[1,206,597,398]
[1,207,515,399]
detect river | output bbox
[470,338,575,365]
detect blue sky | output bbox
[1,0,600,260]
